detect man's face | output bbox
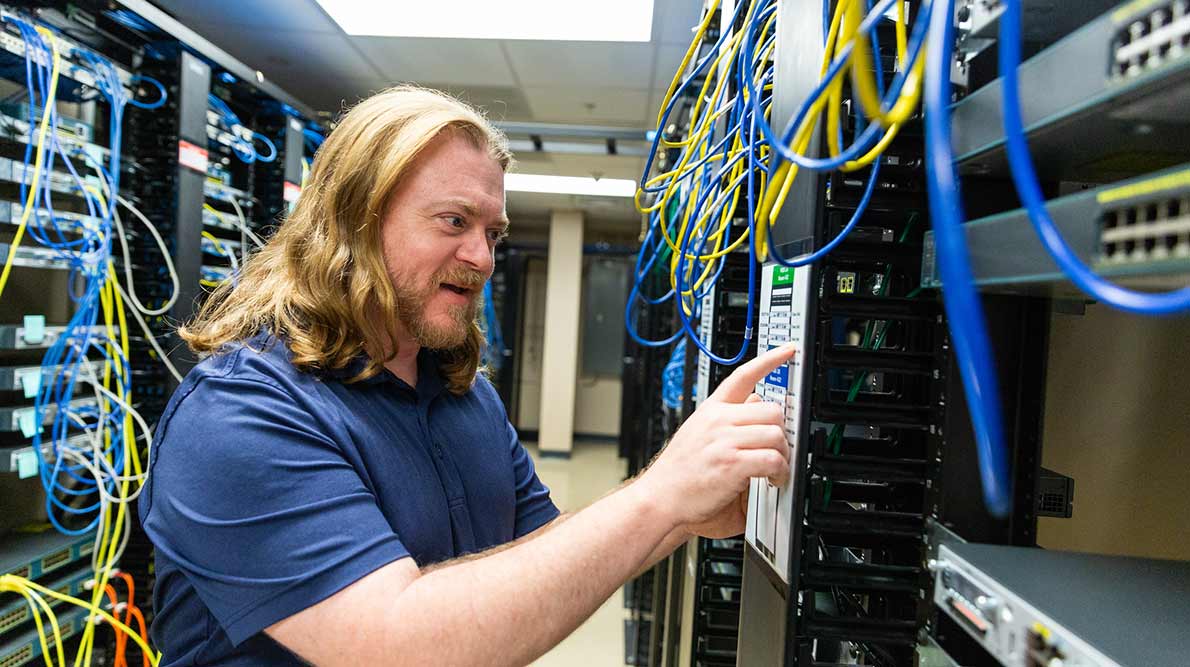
[380,130,508,350]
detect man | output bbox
[141,86,793,666]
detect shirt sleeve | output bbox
[141,373,410,646]
[507,420,561,537]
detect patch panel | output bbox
[201,235,244,257]
[0,15,133,92]
[0,361,99,393]
[0,605,89,667]
[0,563,93,635]
[0,201,103,233]
[0,157,92,199]
[200,207,240,233]
[203,180,254,207]
[0,397,100,434]
[0,243,74,271]
[0,531,94,582]
[200,265,232,283]
[0,325,117,351]
[2,433,88,474]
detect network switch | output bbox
[920,163,1190,291]
[0,606,89,667]
[952,0,1190,180]
[932,542,1190,666]
[0,398,100,434]
[0,532,94,582]
[0,563,92,635]
[0,325,116,352]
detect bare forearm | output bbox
[636,526,689,578]
[378,481,674,666]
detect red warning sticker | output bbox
[283,181,301,203]
[178,140,209,173]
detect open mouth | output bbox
[440,283,472,296]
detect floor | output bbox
[523,440,629,667]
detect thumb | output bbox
[745,393,763,404]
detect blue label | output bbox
[765,346,790,388]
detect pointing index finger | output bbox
[709,343,796,404]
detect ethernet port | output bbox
[1104,241,1118,258]
[1146,202,1160,221]
[1025,627,1066,667]
[1169,199,1182,218]
[1126,207,1139,226]
[1104,211,1119,229]
[1124,239,1137,256]
[1144,236,1158,254]
[1132,19,1150,40]
[1164,234,1179,251]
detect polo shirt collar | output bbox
[332,346,446,399]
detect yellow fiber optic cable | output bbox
[0,26,61,301]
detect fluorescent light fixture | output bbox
[505,174,636,197]
[314,0,655,41]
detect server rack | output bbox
[0,3,320,664]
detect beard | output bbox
[392,264,485,350]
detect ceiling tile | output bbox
[155,0,339,33]
[504,41,655,88]
[351,37,517,86]
[280,78,392,113]
[521,87,650,126]
[415,84,534,122]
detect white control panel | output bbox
[745,263,812,583]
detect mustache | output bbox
[433,265,487,291]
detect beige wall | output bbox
[1037,304,1190,560]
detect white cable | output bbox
[113,279,184,384]
[227,196,265,248]
[115,194,180,314]
[88,161,180,316]
[225,244,239,272]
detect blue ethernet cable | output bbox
[924,0,1011,517]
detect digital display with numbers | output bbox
[837,271,857,294]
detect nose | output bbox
[456,228,494,277]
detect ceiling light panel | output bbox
[505,174,637,197]
[315,0,655,42]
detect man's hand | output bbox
[636,344,794,534]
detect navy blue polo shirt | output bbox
[139,333,559,666]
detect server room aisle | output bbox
[523,440,628,667]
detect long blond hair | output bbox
[179,86,513,394]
